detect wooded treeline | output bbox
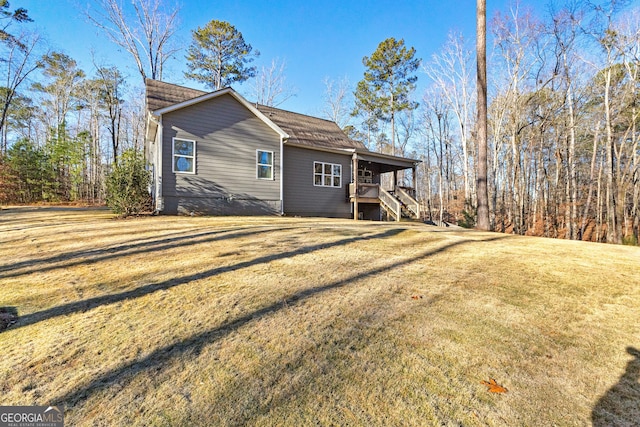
[0,52,145,204]
[0,0,638,244]
[0,1,147,205]
[415,2,638,244]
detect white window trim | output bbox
[256,149,274,180]
[172,138,196,174]
[313,161,342,188]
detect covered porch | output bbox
[348,150,421,221]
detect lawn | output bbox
[0,207,638,426]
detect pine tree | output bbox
[0,0,32,49]
[353,38,420,155]
[184,20,258,90]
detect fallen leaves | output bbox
[481,378,508,393]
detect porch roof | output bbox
[354,149,420,173]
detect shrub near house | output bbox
[106,149,151,216]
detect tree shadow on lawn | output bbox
[229,290,453,426]
[0,207,111,231]
[592,346,640,426]
[0,225,286,279]
[5,222,208,246]
[0,222,188,246]
[191,281,451,425]
[53,235,507,410]
[12,228,406,331]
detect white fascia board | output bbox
[151,87,289,140]
[354,148,421,166]
[156,116,164,212]
[279,135,284,215]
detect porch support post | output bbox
[412,165,417,194]
[352,153,358,220]
[393,170,398,191]
[413,165,419,218]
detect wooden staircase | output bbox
[349,183,421,222]
[379,187,421,222]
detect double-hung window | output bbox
[172,138,195,174]
[314,161,341,188]
[257,150,273,179]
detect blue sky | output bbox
[19,0,548,115]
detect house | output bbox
[145,79,421,221]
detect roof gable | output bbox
[145,79,364,151]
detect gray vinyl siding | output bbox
[283,145,352,218]
[160,94,281,215]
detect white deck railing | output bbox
[395,187,421,218]
[349,183,379,199]
[379,187,402,221]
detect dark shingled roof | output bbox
[145,78,206,112]
[145,79,365,151]
[255,104,365,151]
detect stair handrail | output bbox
[379,187,402,221]
[395,186,421,218]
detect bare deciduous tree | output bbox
[422,86,453,225]
[0,31,42,153]
[491,4,545,235]
[86,0,180,82]
[250,58,296,107]
[94,65,125,164]
[321,76,352,128]
[425,32,475,205]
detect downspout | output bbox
[352,153,358,220]
[414,163,420,218]
[156,115,164,212]
[280,136,285,215]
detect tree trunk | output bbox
[476,0,489,230]
[566,80,578,240]
[511,132,522,234]
[604,67,619,243]
[596,150,605,243]
[390,91,396,156]
[580,124,601,240]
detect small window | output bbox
[257,150,273,180]
[173,138,195,174]
[313,161,341,188]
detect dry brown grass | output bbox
[1,206,639,426]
